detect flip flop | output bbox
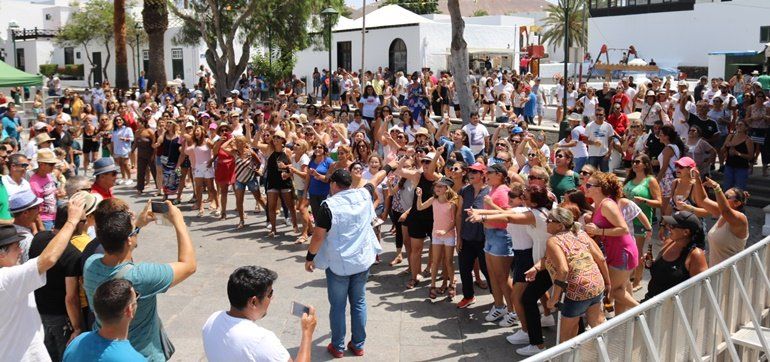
[406,278,419,289]
[429,287,438,299]
[447,285,456,299]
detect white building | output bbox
[0,0,208,89]
[293,5,535,82]
[586,0,770,73]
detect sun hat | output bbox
[0,225,25,247]
[92,157,117,176]
[37,149,58,164]
[415,127,430,137]
[9,189,44,214]
[35,133,54,145]
[421,152,435,161]
[752,70,760,75]
[34,122,49,131]
[627,112,642,121]
[273,130,287,140]
[567,113,582,122]
[435,177,455,188]
[71,191,103,218]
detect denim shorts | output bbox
[235,179,259,192]
[561,293,603,318]
[483,228,513,257]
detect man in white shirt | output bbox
[202,266,317,362]
[0,196,84,362]
[3,154,32,197]
[621,78,638,113]
[462,113,490,156]
[494,77,514,108]
[585,107,613,172]
[395,72,409,104]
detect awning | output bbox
[0,60,43,87]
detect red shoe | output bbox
[457,297,476,309]
[327,343,344,359]
[347,341,365,357]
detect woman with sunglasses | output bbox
[690,169,749,266]
[720,121,754,190]
[642,210,708,301]
[396,148,442,289]
[387,155,415,266]
[583,172,639,314]
[622,154,662,290]
[284,139,311,242]
[352,140,371,164]
[306,144,334,222]
[550,149,579,202]
[212,122,236,218]
[621,119,645,168]
[255,129,299,237]
[539,206,609,345]
[111,116,134,186]
[185,125,219,217]
[466,185,552,352]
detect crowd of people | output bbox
[0,64,761,360]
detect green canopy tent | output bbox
[0,60,43,87]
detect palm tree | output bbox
[142,0,168,89]
[114,0,128,89]
[541,0,587,50]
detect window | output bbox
[142,50,150,78]
[16,49,25,71]
[389,38,407,73]
[64,47,74,64]
[337,41,352,72]
[45,14,52,20]
[171,48,184,80]
[761,26,770,43]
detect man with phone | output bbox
[83,199,196,361]
[202,266,317,362]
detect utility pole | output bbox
[562,0,569,122]
[361,0,366,91]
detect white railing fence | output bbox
[525,235,770,362]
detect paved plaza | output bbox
[116,184,767,362]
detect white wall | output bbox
[588,0,770,69]
[708,54,726,80]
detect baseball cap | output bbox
[675,157,696,169]
[436,177,455,188]
[662,211,701,235]
[468,162,487,173]
[487,163,507,174]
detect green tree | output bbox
[380,0,438,14]
[171,0,346,101]
[472,9,488,17]
[56,0,116,86]
[541,0,588,49]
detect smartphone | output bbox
[291,301,310,317]
[151,201,169,214]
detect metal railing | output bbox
[525,235,770,362]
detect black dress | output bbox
[405,173,434,239]
[265,151,293,191]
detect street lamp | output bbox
[321,7,338,106]
[135,22,143,89]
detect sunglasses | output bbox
[450,167,464,172]
[351,166,364,171]
[584,183,597,189]
[555,154,566,159]
[314,146,325,150]
[528,175,544,181]
[499,158,511,162]
[496,143,507,147]
[632,160,643,165]
[579,170,593,176]
[128,227,142,238]
[420,159,432,164]
[688,129,698,133]
[511,140,520,144]
[546,217,559,224]
[13,163,30,168]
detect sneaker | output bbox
[457,297,476,309]
[371,217,385,228]
[516,344,545,356]
[116,179,124,185]
[540,314,556,327]
[506,329,529,345]
[326,343,344,359]
[484,306,506,322]
[124,179,134,186]
[499,312,518,327]
[284,216,291,226]
[347,341,364,357]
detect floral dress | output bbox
[405,83,428,126]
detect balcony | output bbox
[11,28,60,41]
[588,0,696,17]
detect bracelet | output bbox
[65,220,78,228]
[714,187,723,194]
[305,251,316,262]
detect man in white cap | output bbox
[9,189,44,263]
[0,195,85,362]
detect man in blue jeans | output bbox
[305,169,381,358]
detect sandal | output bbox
[389,254,403,266]
[475,279,488,289]
[429,287,438,299]
[406,278,419,289]
[236,220,245,230]
[267,231,276,238]
[197,210,205,217]
[437,285,447,295]
[447,285,456,299]
[295,235,308,244]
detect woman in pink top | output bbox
[416,177,459,299]
[472,163,513,322]
[584,172,639,314]
[186,125,218,217]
